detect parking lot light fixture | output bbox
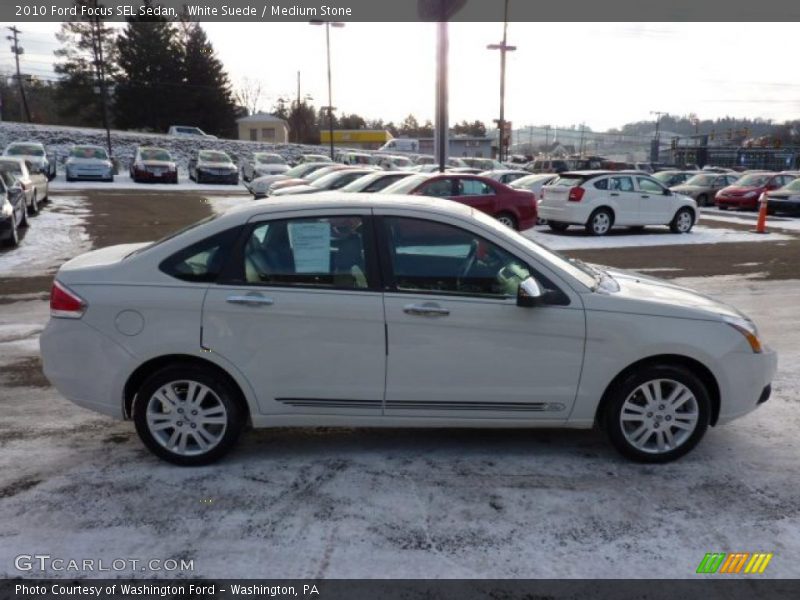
[310,20,345,160]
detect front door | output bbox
[608,175,640,225]
[377,214,585,421]
[636,176,672,224]
[202,211,386,416]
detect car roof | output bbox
[223,192,474,219]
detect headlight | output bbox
[744,191,758,198]
[1,200,12,217]
[724,316,762,353]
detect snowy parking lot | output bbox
[1,190,799,579]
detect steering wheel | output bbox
[460,240,479,279]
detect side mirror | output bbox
[663,188,672,195]
[517,277,544,307]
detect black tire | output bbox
[670,207,695,233]
[548,221,569,232]
[3,214,19,247]
[696,194,709,207]
[604,364,710,463]
[18,203,28,228]
[66,175,74,182]
[196,173,203,184]
[133,364,246,466]
[28,192,39,216]
[495,211,518,230]
[586,208,614,236]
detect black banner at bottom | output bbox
[2,580,800,600]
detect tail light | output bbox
[568,187,585,202]
[50,281,86,319]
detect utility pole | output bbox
[310,20,344,160]
[579,123,586,156]
[527,126,533,155]
[487,0,516,163]
[88,13,112,157]
[544,124,551,147]
[6,26,31,122]
[650,111,666,163]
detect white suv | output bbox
[539,170,697,235]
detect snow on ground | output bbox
[524,224,791,250]
[48,171,249,194]
[700,208,800,233]
[0,121,331,174]
[0,276,798,579]
[0,196,91,277]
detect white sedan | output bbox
[40,194,775,465]
[539,170,697,235]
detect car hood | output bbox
[671,184,707,193]
[272,185,318,196]
[67,157,110,165]
[719,185,761,195]
[140,160,175,168]
[10,155,46,165]
[255,164,289,172]
[584,266,746,321]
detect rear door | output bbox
[451,177,497,215]
[607,175,640,224]
[202,209,386,417]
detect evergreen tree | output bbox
[179,22,237,137]
[288,101,319,144]
[114,0,183,131]
[53,0,117,127]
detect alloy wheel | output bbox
[591,211,611,235]
[619,378,699,454]
[145,380,229,457]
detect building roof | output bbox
[236,113,288,124]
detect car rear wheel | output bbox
[133,365,245,466]
[548,221,569,232]
[586,208,614,236]
[28,192,39,216]
[670,207,695,233]
[604,365,710,462]
[495,212,518,230]
[3,215,19,247]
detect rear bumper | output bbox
[40,318,133,419]
[766,198,800,213]
[538,203,591,224]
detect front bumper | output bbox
[67,167,113,180]
[133,169,178,182]
[766,197,800,214]
[715,346,778,425]
[197,170,238,184]
[716,195,759,209]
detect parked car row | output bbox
[670,170,797,210]
[0,156,49,247]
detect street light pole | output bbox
[311,20,344,161]
[487,0,515,163]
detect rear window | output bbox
[159,227,241,282]
[199,151,231,163]
[140,148,171,161]
[6,144,44,156]
[551,176,585,187]
[593,178,608,190]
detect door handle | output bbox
[610,192,619,196]
[403,302,450,317]
[641,194,650,198]
[226,293,274,306]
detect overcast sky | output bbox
[3,21,799,131]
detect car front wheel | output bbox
[604,365,710,462]
[133,365,245,466]
[28,192,39,215]
[495,212,517,230]
[670,207,695,233]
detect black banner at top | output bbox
[6,0,800,22]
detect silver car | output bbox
[3,141,56,180]
[40,194,777,465]
[0,157,49,215]
[65,145,114,182]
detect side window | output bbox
[365,175,402,192]
[160,227,241,283]
[637,177,664,193]
[458,179,494,195]
[242,216,369,289]
[384,217,532,298]
[713,177,726,186]
[420,178,453,197]
[593,178,608,190]
[610,176,634,192]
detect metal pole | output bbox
[498,0,507,162]
[7,27,31,122]
[325,23,335,160]
[435,20,448,173]
[91,13,112,158]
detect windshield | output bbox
[0,160,23,175]
[140,148,171,161]
[784,179,800,191]
[736,173,771,187]
[199,151,231,163]
[310,170,355,188]
[392,157,413,167]
[653,171,676,182]
[511,174,553,188]
[379,174,429,194]
[6,144,44,157]
[684,174,715,186]
[70,146,108,160]
[255,153,285,164]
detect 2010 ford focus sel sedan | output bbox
[40,194,777,466]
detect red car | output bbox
[715,171,796,210]
[129,147,178,184]
[380,173,537,230]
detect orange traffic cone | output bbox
[753,193,769,234]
